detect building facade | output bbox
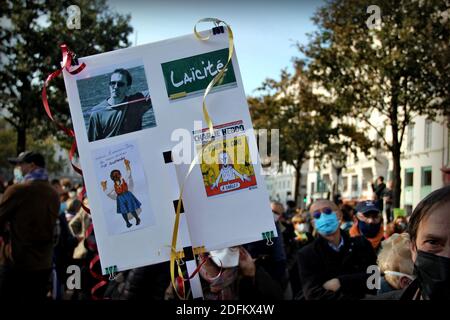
[306,115,449,213]
[264,161,308,207]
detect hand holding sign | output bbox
[101,180,107,191]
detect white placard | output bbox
[62,29,276,274]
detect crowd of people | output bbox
[0,151,449,301]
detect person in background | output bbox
[289,213,314,296]
[65,199,82,222]
[244,202,291,299]
[383,180,394,222]
[283,200,297,221]
[51,179,63,195]
[371,176,386,212]
[375,185,450,300]
[386,216,409,238]
[0,151,59,300]
[291,213,314,246]
[377,233,415,295]
[340,204,354,233]
[350,200,384,252]
[104,262,170,300]
[164,246,283,300]
[296,199,377,300]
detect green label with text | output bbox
[161,48,237,100]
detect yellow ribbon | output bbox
[169,18,234,300]
[194,18,234,137]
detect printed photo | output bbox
[193,121,257,197]
[93,141,156,235]
[77,64,157,142]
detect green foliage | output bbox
[0,119,64,179]
[249,62,371,203]
[300,0,450,206]
[0,0,133,153]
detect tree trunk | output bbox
[17,126,26,155]
[294,166,302,207]
[392,146,402,209]
[390,75,402,208]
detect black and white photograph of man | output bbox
[77,65,157,142]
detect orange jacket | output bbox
[349,221,384,250]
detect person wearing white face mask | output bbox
[291,213,313,245]
[377,233,415,294]
[164,246,284,300]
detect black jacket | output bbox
[366,279,420,300]
[296,231,377,300]
[104,262,170,300]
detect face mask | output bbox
[13,167,24,183]
[315,212,339,236]
[295,223,307,233]
[210,247,240,268]
[414,250,450,300]
[358,220,381,238]
[384,270,416,281]
[273,213,280,221]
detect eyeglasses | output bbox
[313,207,333,219]
[109,81,126,87]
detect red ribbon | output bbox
[42,44,85,137]
[41,44,110,300]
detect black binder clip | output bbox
[70,52,80,66]
[212,25,225,35]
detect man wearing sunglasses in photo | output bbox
[87,68,152,142]
[296,200,377,300]
[350,200,385,252]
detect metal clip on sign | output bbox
[105,265,118,281]
[262,231,274,246]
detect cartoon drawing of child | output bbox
[101,159,141,228]
[211,151,251,190]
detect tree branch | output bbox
[362,117,392,151]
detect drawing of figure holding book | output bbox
[211,151,251,190]
[101,158,141,228]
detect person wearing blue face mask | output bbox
[295,200,377,300]
[350,200,385,252]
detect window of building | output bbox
[425,119,432,150]
[342,176,348,192]
[421,166,432,187]
[405,168,414,187]
[362,168,373,191]
[311,182,315,194]
[351,175,358,192]
[407,124,414,152]
[387,170,393,181]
